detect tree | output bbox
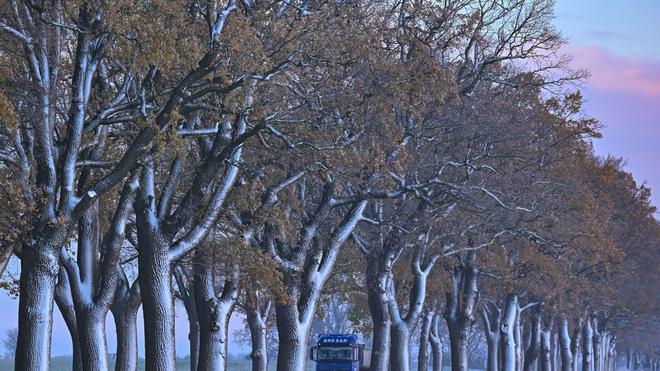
[2,328,18,360]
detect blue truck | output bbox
[309,334,371,371]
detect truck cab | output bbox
[310,334,371,371]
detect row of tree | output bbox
[0,0,657,371]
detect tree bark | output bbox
[540,323,552,371]
[111,266,141,371]
[365,243,396,371]
[481,303,501,371]
[444,252,478,371]
[593,319,603,371]
[174,266,199,371]
[136,233,175,371]
[419,309,433,371]
[55,270,83,371]
[194,256,238,371]
[559,316,574,371]
[523,309,541,371]
[389,245,438,371]
[515,306,524,371]
[500,294,518,371]
[391,321,412,371]
[15,246,59,371]
[571,319,582,371]
[196,299,233,371]
[275,302,313,371]
[582,318,594,371]
[112,306,139,371]
[77,314,110,371]
[429,311,443,371]
[246,295,270,371]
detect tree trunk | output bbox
[112,307,139,371]
[137,235,175,371]
[559,316,574,371]
[419,310,433,371]
[500,294,517,371]
[391,321,412,371]
[193,249,238,371]
[196,298,233,371]
[111,270,140,371]
[429,311,443,371]
[607,339,616,371]
[515,307,524,371]
[540,325,552,371]
[523,310,541,371]
[582,319,594,371]
[553,332,559,371]
[593,319,603,371]
[189,315,200,371]
[15,247,59,371]
[275,303,312,371]
[77,314,110,371]
[55,271,83,371]
[485,332,499,371]
[369,299,391,371]
[444,252,478,371]
[571,319,581,371]
[366,246,395,371]
[481,302,501,371]
[174,266,200,371]
[247,303,269,371]
[447,324,469,371]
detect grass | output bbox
[0,356,299,371]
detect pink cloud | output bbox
[563,44,660,96]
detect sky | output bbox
[0,0,659,359]
[554,0,660,208]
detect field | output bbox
[0,357,272,371]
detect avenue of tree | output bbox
[0,1,657,371]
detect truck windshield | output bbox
[317,346,353,361]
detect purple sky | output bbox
[0,0,658,358]
[555,0,660,209]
